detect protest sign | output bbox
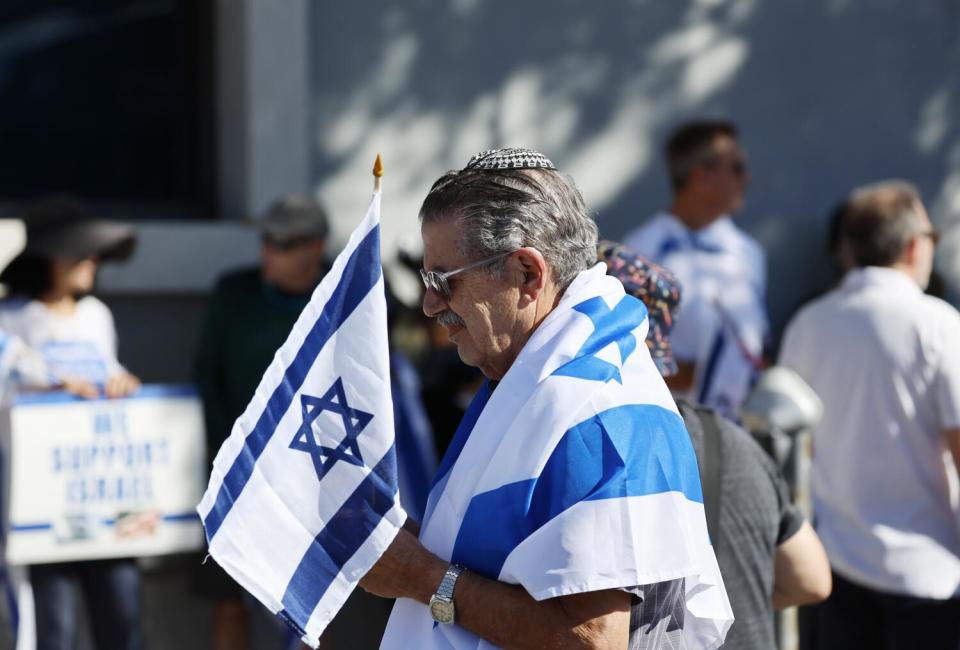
[6,385,206,564]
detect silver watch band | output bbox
[435,564,464,602]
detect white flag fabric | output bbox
[197,191,406,648]
[382,263,733,649]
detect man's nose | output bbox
[422,287,446,317]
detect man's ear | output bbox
[305,239,326,262]
[900,235,920,266]
[512,247,548,305]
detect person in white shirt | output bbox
[0,197,141,650]
[623,120,767,420]
[779,181,960,648]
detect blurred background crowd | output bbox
[0,1,959,649]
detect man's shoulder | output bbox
[679,400,774,470]
[913,293,960,353]
[212,267,263,295]
[917,292,960,322]
[621,213,677,255]
[783,288,840,335]
[714,217,765,262]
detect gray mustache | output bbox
[436,310,465,328]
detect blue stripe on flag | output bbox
[203,226,383,541]
[278,445,399,631]
[551,295,647,384]
[450,403,701,579]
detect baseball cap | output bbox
[260,195,329,245]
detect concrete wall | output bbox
[309,0,960,338]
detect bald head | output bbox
[840,180,937,288]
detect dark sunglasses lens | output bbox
[263,236,290,250]
[263,235,312,250]
[436,276,450,298]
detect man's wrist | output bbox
[413,555,450,604]
[429,564,465,624]
[390,533,447,604]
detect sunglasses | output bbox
[262,235,314,251]
[704,157,748,176]
[420,251,514,299]
[919,227,940,245]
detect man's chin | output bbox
[453,340,483,371]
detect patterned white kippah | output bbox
[463,147,556,171]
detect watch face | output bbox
[429,598,455,624]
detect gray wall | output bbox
[309,0,960,339]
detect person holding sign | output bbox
[0,197,141,650]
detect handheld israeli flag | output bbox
[382,264,733,649]
[197,158,405,648]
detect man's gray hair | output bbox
[419,160,599,290]
[840,180,926,268]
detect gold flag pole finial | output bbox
[373,153,384,191]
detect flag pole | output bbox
[373,153,384,192]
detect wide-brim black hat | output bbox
[0,197,136,284]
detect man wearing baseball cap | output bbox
[194,194,330,650]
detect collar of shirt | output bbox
[661,213,737,252]
[841,266,921,296]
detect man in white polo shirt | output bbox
[779,180,960,648]
[623,120,767,421]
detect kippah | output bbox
[463,147,556,171]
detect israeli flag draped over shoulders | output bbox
[197,189,406,648]
[383,263,732,650]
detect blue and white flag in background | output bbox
[197,189,406,648]
[382,263,733,649]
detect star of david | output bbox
[289,377,373,481]
[552,296,645,384]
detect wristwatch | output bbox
[428,564,464,624]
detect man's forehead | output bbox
[421,218,465,269]
[710,134,742,155]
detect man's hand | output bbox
[359,527,445,601]
[360,527,631,649]
[104,371,141,398]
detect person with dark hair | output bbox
[0,197,142,650]
[780,181,960,648]
[359,148,732,649]
[623,119,767,421]
[599,240,832,649]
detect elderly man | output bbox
[623,120,767,420]
[360,149,732,649]
[780,181,960,648]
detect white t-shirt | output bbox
[0,333,53,394]
[623,213,768,419]
[0,296,123,384]
[780,266,960,598]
